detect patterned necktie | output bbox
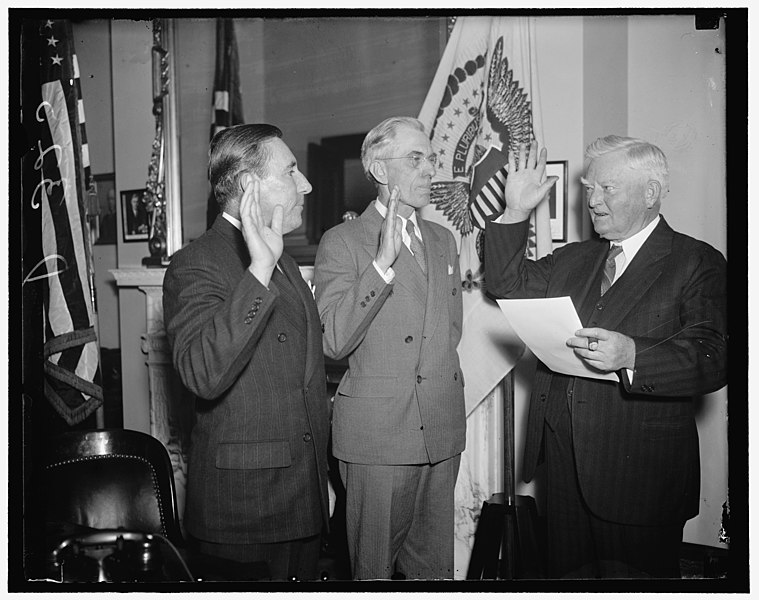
[601,244,624,295]
[405,220,427,274]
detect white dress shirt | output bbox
[372,199,424,283]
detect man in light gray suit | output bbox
[314,116,466,580]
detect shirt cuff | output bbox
[373,260,395,283]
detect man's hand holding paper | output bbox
[496,297,619,382]
[566,327,636,374]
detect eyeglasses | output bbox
[381,151,438,170]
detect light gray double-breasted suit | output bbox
[314,202,466,578]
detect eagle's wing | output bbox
[486,37,533,154]
[430,181,473,236]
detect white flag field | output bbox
[418,16,552,416]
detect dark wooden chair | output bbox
[42,428,182,545]
[39,428,190,582]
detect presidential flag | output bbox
[206,18,245,229]
[419,16,551,416]
[22,18,102,425]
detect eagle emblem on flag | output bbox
[428,36,534,258]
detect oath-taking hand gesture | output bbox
[240,179,283,287]
[502,142,558,222]
[375,187,403,273]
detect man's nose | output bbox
[298,172,313,195]
[421,156,436,176]
[587,186,602,207]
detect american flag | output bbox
[206,18,245,229]
[22,18,102,425]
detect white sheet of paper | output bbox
[496,297,619,382]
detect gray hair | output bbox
[361,116,426,183]
[585,135,670,198]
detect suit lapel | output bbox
[212,215,249,267]
[276,254,309,334]
[359,204,428,306]
[417,218,447,346]
[597,219,673,331]
[278,252,321,384]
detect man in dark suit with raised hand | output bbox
[485,136,727,578]
[163,124,331,581]
[314,116,466,580]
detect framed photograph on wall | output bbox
[121,189,152,243]
[547,160,568,242]
[93,173,116,245]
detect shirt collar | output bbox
[373,199,421,233]
[614,215,660,262]
[222,212,242,231]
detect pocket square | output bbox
[447,265,454,275]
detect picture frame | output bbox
[547,160,568,242]
[121,188,152,243]
[93,173,116,245]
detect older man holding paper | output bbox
[485,137,727,579]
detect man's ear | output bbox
[368,160,388,186]
[239,172,252,193]
[645,180,661,207]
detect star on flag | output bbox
[47,36,59,46]
[51,54,63,66]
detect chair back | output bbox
[42,429,182,545]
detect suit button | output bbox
[370,291,376,297]
[254,297,263,305]
[417,375,422,384]
[360,302,366,308]
[405,336,413,343]
[452,288,457,295]
[303,432,312,442]
[278,333,287,342]
[540,394,546,402]
[420,426,424,430]
[365,295,371,302]
[244,317,252,324]
[321,323,325,333]
[454,372,458,381]
[596,302,604,311]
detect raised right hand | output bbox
[375,187,403,273]
[502,142,558,222]
[240,179,283,287]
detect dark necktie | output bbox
[601,244,624,295]
[405,220,427,274]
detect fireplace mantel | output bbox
[112,266,191,530]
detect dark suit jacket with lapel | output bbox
[163,216,330,544]
[314,203,466,465]
[484,217,727,526]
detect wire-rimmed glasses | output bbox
[381,151,438,170]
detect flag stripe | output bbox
[42,81,94,325]
[27,18,102,424]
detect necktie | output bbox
[405,220,427,274]
[601,244,624,295]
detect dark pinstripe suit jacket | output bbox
[163,216,330,544]
[314,203,466,465]
[485,217,727,526]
